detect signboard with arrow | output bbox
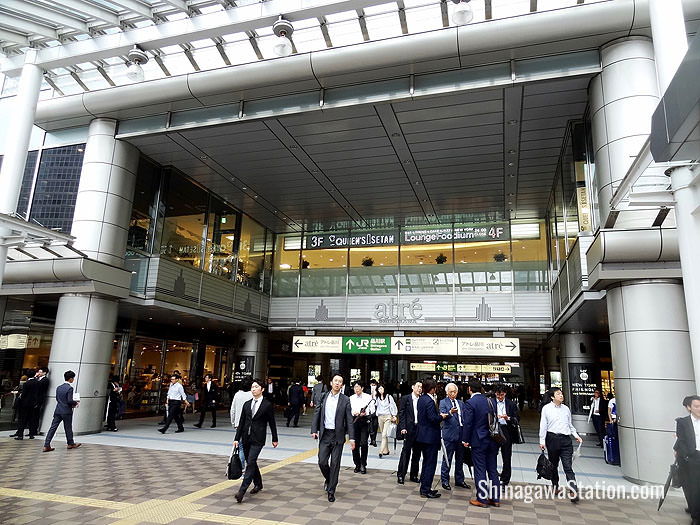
[391,337,457,355]
[342,336,391,354]
[291,336,341,353]
[458,337,520,357]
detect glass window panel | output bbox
[454,236,511,293]
[405,4,444,33]
[191,46,228,71]
[365,12,403,40]
[223,40,263,65]
[291,26,328,53]
[326,19,365,46]
[511,221,547,291]
[300,246,348,297]
[159,174,208,268]
[204,197,238,279]
[364,2,397,15]
[348,246,398,295]
[325,10,357,22]
[164,340,193,383]
[399,243,452,294]
[262,230,275,294]
[128,158,161,251]
[273,234,301,297]
[537,0,579,11]
[160,53,195,76]
[237,215,266,290]
[125,337,163,416]
[492,0,530,18]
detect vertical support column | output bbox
[43,118,139,435]
[237,329,268,380]
[607,279,695,483]
[588,37,665,225]
[0,50,43,289]
[559,332,597,434]
[542,345,559,389]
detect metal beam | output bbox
[0,27,29,46]
[104,0,154,21]
[356,9,370,41]
[2,0,403,75]
[397,0,408,35]
[52,0,120,27]
[0,12,59,41]
[2,0,89,34]
[159,0,190,14]
[318,16,332,48]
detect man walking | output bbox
[230,379,253,468]
[440,383,471,491]
[416,378,449,498]
[194,374,218,428]
[287,379,305,427]
[674,395,700,525]
[462,378,500,508]
[43,370,81,452]
[311,374,355,502]
[158,373,188,434]
[397,380,422,485]
[539,388,582,503]
[494,384,519,486]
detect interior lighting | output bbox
[126,46,149,82]
[272,18,294,57]
[451,0,474,25]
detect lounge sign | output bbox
[304,223,509,250]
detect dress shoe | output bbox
[28,436,35,440]
[570,494,580,503]
[234,491,244,503]
[379,453,383,458]
[360,466,367,474]
[14,437,23,440]
[175,429,184,433]
[488,499,501,507]
[9,433,19,437]
[397,477,405,485]
[327,493,335,502]
[469,499,489,508]
[158,428,166,434]
[441,482,452,491]
[42,446,54,452]
[420,492,441,499]
[455,482,471,489]
[193,423,202,428]
[409,476,420,483]
[370,441,377,447]
[354,466,361,473]
[250,486,262,494]
[211,424,216,428]
[67,443,82,449]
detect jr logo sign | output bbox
[374,298,423,324]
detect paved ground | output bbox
[0,410,691,524]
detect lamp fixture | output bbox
[272,17,294,57]
[126,46,149,82]
[451,0,474,25]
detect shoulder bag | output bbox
[487,398,507,445]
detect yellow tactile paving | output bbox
[0,487,129,510]
[189,511,298,525]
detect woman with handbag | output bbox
[375,384,397,457]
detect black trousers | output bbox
[545,432,577,490]
[397,432,422,479]
[498,423,513,484]
[287,403,302,426]
[683,453,700,520]
[28,405,43,436]
[318,431,344,494]
[44,413,74,446]
[162,400,184,431]
[419,442,439,495]
[14,406,32,437]
[106,399,119,430]
[198,405,217,426]
[352,418,369,467]
[369,415,378,443]
[591,414,603,445]
[239,443,263,494]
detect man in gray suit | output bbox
[43,370,81,452]
[311,374,355,502]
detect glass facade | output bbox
[15,150,39,220]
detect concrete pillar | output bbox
[588,37,666,225]
[0,50,43,289]
[237,329,268,380]
[543,345,559,389]
[607,279,694,483]
[648,0,688,96]
[43,118,139,435]
[559,332,597,435]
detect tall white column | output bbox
[0,50,43,289]
[559,332,597,435]
[588,37,666,225]
[237,329,268,380]
[43,118,139,435]
[649,0,688,96]
[607,280,694,483]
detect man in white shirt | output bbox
[539,388,583,503]
[158,373,189,434]
[350,381,375,474]
[587,389,603,447]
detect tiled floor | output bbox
[0,409,691,524]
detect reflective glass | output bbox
[348,246,398,295]
[204,197,239,279]
[238,215,266,290]
[273,234,301,297]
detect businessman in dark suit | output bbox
[416,378,449,498]
[14,372,37,439]
[43,370,81,452]
[494,384,520,486]
[234,379,278,503]
[397,380,422,484]
[195,374,219,428]
[31,368,50,436]
[675,395,700,524]
[311,374,355,502]
[462,378,500,508]
[440,383,470,490]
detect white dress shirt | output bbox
[591,397,600,415]
[692,414,700,451]
[167,381,186,401]
[350,392,374,416]
[539,402,580,445]
[497,399,507,425]
[412,394,419,423]
[324,391,341,430]
[450,398,463,426]
[230,390,253,427]
[251,396,262,417]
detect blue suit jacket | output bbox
[440,397,465,443]
[416,394,442,445]
[461,393,494,448]
[54,382,78,415]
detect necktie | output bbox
[252,399,259,417]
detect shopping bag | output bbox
[572,441,582,461]
[386,422,397,439]
[227,445,243,480]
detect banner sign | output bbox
[568,363,599,415]
[305,230,398,250]
[342,336,391,354]
[409,363,512,374]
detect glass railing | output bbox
[124,252,151,296]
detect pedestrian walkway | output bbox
[0,409,690,524]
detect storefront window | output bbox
[124,337,163,415]
[300,242,347,296]
[453,223,512,292]
[400,241,452,294]
[262,230,275,294]
[237,215,266,290]
[273,234,301,296]
[159,174,208,268]
[128,158,161,251]
[511,221,547,291]
[204,197,239,279]
[348,245,398,295]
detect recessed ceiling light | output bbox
[507,162,514,167]
[242,186,247,190]
[508,119,518,125]
[508,149,516,155]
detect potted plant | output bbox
[361,256,374,267]
[493,252,507,262]
[435,253,447,264]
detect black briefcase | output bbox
[227,446,243,480]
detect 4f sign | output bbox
[489,226,504,239]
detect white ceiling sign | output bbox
[390,337,457,355]
[457,337,520,357]
[292,336,341,353]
